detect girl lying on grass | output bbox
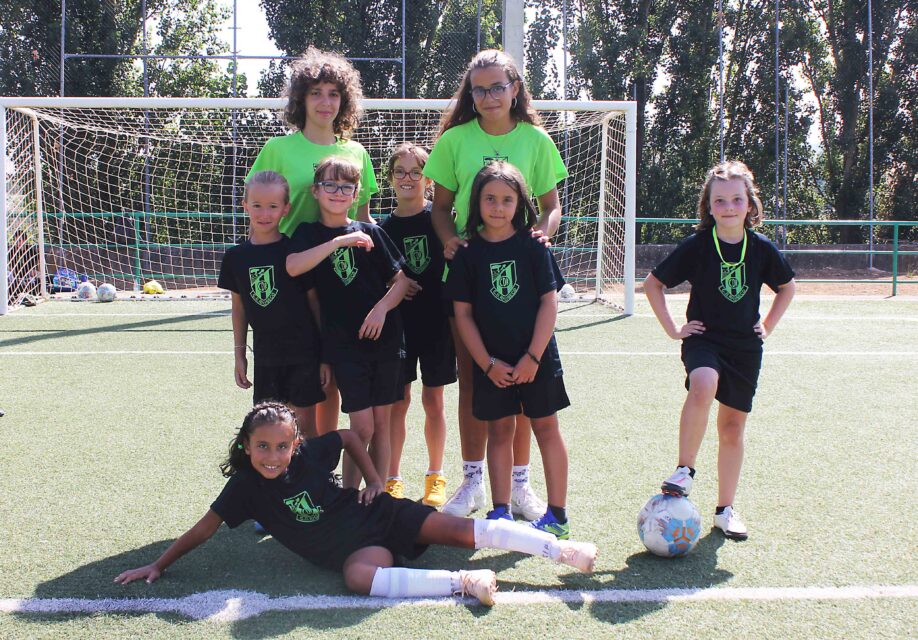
[115,402,596,606]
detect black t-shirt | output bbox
[211,432,368,569]
[445,230,562,370]
[289,221,405,363]
[379,204,450,351]
[218,237,320,366]
[652,229,795,350]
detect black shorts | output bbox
[472,359,570,421]
[402,333,457,387]
[253,361,325,408]
[681,338,763,413]
[312,491,435,570]
[334,359,404,413]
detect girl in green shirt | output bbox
[249,46,380,436]
[424,49,568,521]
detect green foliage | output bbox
[259,0,501,98]
[0,0,240,97]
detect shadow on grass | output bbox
[13,525,379,633]
[12,523,521,635]
[500,531,731,626]
[0,309,230,349]
[586,531,731,625]
[555,300,631,332]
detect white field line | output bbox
[2,350,917,357]
[10,312,916,322]
[558,313,918,322]
[1,585,915,622]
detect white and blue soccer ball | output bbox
[76,281,97,301]
[97,283,117,302]
[637,493,702,557]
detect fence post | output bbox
[892,223,899,297]
[1,106,8,315]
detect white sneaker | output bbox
[557,540,598,574]
[511,482,547,521]
[442,479,486,517]
[661,466,694,497]
[456,569,497,606]
[713,506,748,540]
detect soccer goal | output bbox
[0,98,635,315]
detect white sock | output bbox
[473,518,561,561]
[511,465,530,487]
[386,476,402,481]
[461,460,484,485]
[426,469,443,476]
[369,567,458,598]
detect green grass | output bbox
[0,295,916,638]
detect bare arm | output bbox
[286,232,374,277]
[114,510,223,585]
[338,430,384,502]
[359,270,413,340]
[512,290,558,384]
[533,188,562,239]
[230,293,251,389]
[454,300,515,388]
[355,202,374,224]
[644,273,705,340]
[758,279,796,338]
[430,183,467,259]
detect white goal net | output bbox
[1,98,635,314]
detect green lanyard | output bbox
[712,227,747,266]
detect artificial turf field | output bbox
[0,293,915,638]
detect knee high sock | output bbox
[473,518,561,561]
[369,567,460,598]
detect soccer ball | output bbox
[142,279,165,294]
[97,283,117,302]
[637,493,702,557]
[76,281,97,301]
[559,283,576,300]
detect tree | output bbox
[259,0,501,98]
[797,0,916,242]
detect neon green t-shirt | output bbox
[248,132,379,236]
[423,119,568,235]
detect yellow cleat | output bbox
[422,473,447,508]
[384,478,405,499]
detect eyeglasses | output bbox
[316,181,358,196]
[392,168,424,181]
[469,80,516,101]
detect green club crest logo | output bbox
[248,266,278,307]
[283,490,324,523]
[719,262,748,303]
[490,260,519,303]
[330,246,358,286]
[403,235,431,275]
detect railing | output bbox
[635,218,918,296]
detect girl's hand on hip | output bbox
[671,320,705,340]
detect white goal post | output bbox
[0,97,636,315]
